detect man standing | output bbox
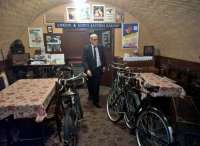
[82,33,106,108]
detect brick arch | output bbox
[0,0,200,62]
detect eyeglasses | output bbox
[92,38,98,41]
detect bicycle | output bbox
[56,67,86,146]
[107,62,174,146]
[107,62,139,128]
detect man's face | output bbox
[90,36,98,46]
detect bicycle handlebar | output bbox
[58,72,87,88]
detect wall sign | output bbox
[122,23,139,49]
[28,27,44,48]
[55,22,121,29]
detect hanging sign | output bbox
[55,22,121,29]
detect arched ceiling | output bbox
[0,0,200,62]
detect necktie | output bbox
[93,46,97,66]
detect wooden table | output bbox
[0,78,56,122]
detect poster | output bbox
[92,4,105,21]
[28,27,44,48]
[122,23,139,49]
[105,7,115,22]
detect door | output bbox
[62,29,90,63]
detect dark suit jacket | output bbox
[82,44,106,73]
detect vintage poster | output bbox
[92,4,105,21]
[105,7,115,22]
[28,27,44,48]
[122,23,139,49]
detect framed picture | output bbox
[66,7,77,21]
[47,25,53,33]
[78,6,90,21]
[92,4,105,21]
[44,33,62,53]
[28,27,44,48]
[102,31,111,48]
[66,6,90,21]
[105,7,115,22]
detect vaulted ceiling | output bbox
[0,0,200,62]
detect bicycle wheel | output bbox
[106,80,123,122]
[136,108,173,146]
[64,109,78,146]
[124,91,140,129]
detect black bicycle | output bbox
[57,67,86,146]
[107,63,174,146]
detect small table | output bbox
[0,78,56,122]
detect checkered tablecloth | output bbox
[0,78,56,122]
[139,73,186,98]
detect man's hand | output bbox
[102,66,106,72]
[86,69,92,77]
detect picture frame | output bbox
[105,7,115,22]
[66,6,90,22]
[102,31,111,48]
[44,33,62,53]
[47,25,53,33]
[66,7,77,21]
[92,4,105,21]
[28,27,44,48]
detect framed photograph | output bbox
[66,6,90,22]
[28,27,44,48]
[44,33,62,53]
[105,7,115,22]
[102,31,111,48]
[47,25,53,33]
[78,6,90,21]
[92,4,105,21]
[66,7,77,21]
